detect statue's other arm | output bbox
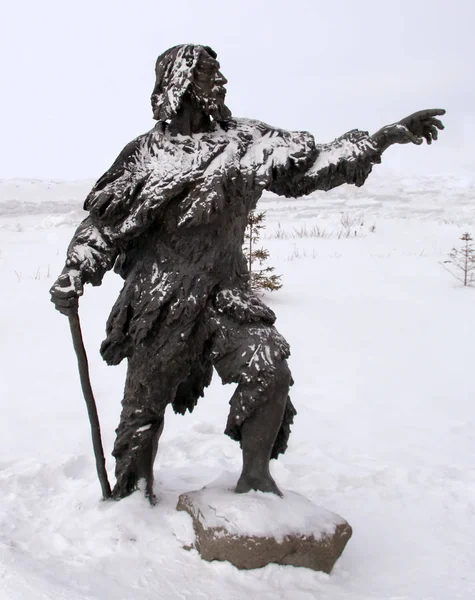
[50,216,119,316]
[49,133,148,316]
[64,216,119,286]
[269,109,445,197]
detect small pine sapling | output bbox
[244,211,282,292]
[440,232,475,286]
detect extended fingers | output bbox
[430,118,445,130]
[422,116,445,132]
[424,108,446,117]
[414,108,446,120]
[429,125,439,140]
[400,109,445,145]
[421,122,443,144]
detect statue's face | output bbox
[191,51,231,121]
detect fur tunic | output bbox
[65,117,382,367]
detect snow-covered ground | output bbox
[1,173,475,599]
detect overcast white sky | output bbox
[2,0,474,180]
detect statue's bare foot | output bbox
[235,474,283,497]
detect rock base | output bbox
[176,476,352,572]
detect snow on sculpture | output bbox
[50,44,445,503]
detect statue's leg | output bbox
[234,360,291,496]
[111,346,178,503]
[111,326,211,503]
[211,314,295,496]
[111,381,166,503]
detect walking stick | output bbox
[68,312,112,500]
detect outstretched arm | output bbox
[268,109,445,197]
[50,216,119,316]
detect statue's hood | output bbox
[151,44,203,121]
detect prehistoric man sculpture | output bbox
[50,44,445,503]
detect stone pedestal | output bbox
[176,476,352,572]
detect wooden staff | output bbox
[68,312,112,500]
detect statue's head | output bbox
[151,44,231,122]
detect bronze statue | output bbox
[50,44,445,503]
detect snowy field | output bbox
[1,173,475,599]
